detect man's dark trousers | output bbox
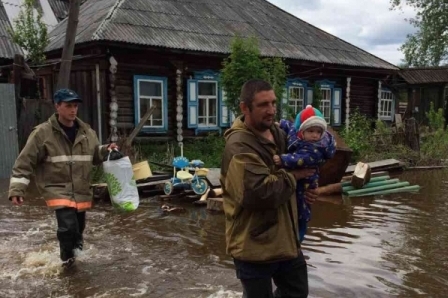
[234,251,308,298]
[55,207,85,261]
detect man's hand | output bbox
[290,168,316,180]
[11,196,24,206]
[107,143,119,150]
[304,188,318,205]
[273,155,282,166]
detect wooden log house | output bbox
[35,0,400,143]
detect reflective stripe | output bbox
[10,177,30,185]
[46,199,92,210]
[46,155,93,163]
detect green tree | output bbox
[8,0,49,65]
[312,82,322,109]
[391,0,448,66]
[221,36,288,116]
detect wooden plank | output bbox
[341,170,389,182]
[137,179,170,188]
[205,168,221,188]
[125,105,156,147]
[395,114,403,129]
[345,159,400,174]
[207,197,223,212]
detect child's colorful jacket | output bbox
[279,119,336,228]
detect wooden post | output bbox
[13,54,24,121]
[118,106,156,161]
[405,117,420,151]
[56,0,81,90]
[317,183,342,195]
[125,106,156,147]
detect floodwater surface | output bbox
[1,170,447,297]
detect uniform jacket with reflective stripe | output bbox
[9,114,107,211]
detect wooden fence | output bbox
[18,99,54,150]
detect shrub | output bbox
[340,109,374,161]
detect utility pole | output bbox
[56,0,81,90]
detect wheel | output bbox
[192,178,208,195]
[164,181,173,195]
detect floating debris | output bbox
[161,204,186,213]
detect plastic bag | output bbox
[103,148,124,161]
[102,150,139,212]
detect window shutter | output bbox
[306,88,313,106]
[187,79,198,128]
[391,95,396,122]
[219,89,230,127]
[333,88,342,126]
[281,87,288,118]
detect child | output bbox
[274,105,336,242]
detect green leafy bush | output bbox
[340,109,374,161]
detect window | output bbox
[289,86,304,114]
[187,70,230,135]
[133,76,168,133]
[320,88,331,123]
[379,90,394,120]
[284,78,309,118]
[198,81,218,127]
[314,80,341,126]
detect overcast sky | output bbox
[268,0,417,66]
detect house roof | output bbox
[399,67,448,84]
[0,1,22,59]
[46,0,398,70]
[48,0,87,21]
[47,0,69,21]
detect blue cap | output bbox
[54,89,82,104]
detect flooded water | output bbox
[1,170,448,298]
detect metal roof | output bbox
[399,67,448,85]
[0,1,22,59]
[47,0,69,21]
[47,0,398,70]
[48,0,87,21]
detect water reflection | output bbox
[1,170,448,297]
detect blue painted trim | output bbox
[333,88,342,126]
[133,75,168,133]
[193,70,219,80]
[315,79,336,89]
[187,79,199,129]
[286,78,309,87]
[219,86,230,128]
